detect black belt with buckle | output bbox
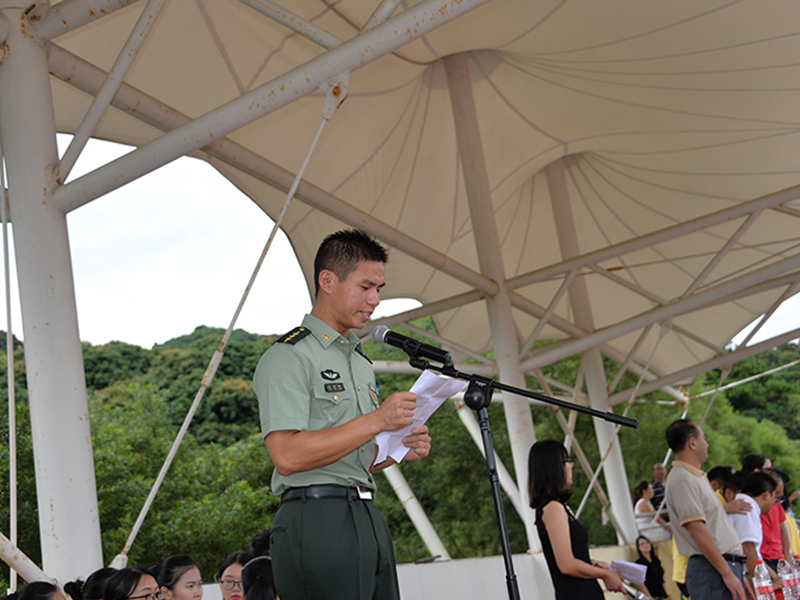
[722,553,747,564]
[281,484,374,503]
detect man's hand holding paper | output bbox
[375,370,465,464]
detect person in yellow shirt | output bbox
[672,537,690,600]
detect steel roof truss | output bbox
[607,326,800,406]
[57,0,167,182]
[520,250,800,373]
[739,281,800,348]
[508,184,800,291]
[607,324,653,395]
[34,0,142,41]
[518,267,578,360]
[51,0,495,213]
[238,0,342,49]
[680,210,763,300]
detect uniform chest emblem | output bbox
[321,369,340,380]
[369,382,380,402]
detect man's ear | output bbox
[318,269,336,296]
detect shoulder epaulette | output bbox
[277,326,311,345]
[355,345,373,364]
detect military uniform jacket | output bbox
[254,314,381,496]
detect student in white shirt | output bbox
[728,471,779,595]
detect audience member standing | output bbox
[759,470,792,572]
[727,471,778,595]
[651,463,669,522]
[664,419,746,600]
[529,440,626,599]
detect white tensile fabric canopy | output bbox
[3,0,800,593]
[50,0,800,379]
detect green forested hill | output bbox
[1,327,800,588]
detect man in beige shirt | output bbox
[664,419,747,600]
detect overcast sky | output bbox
[0,136,794,351]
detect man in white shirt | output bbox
[728,471,779,595]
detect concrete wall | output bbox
[398,552,555,600]
[202,541,679,600]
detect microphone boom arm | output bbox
[407,357,638,429]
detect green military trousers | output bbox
[271,492,400,600]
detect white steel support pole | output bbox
[546,158,638,545]
[382,465,451,561]
[444,52,540,554]
[0,5,102,581]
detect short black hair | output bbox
[528,440,572,509]
[313,229,388,298]
[741,454,768,474]
[723,471,746,495]
[665,419,699,453]
[708,465,734,485]
[742,471,777,498]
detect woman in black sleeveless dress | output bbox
[528,440,627,600]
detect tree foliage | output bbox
[706,342,800,439]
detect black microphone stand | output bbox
[404,354,639,600]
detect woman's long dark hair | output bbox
[636,535,661,565]
[103,567,155,600]
[528,440,572,509]
[242,557,275,600]
[3,582,58,600]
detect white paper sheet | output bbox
[610,559,647,586]
[374,370,465,464]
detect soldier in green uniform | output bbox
[253,229,432,600]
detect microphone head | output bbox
[372,325,390,344]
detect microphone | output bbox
[621,582,647,600]
[372,325,453,365]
